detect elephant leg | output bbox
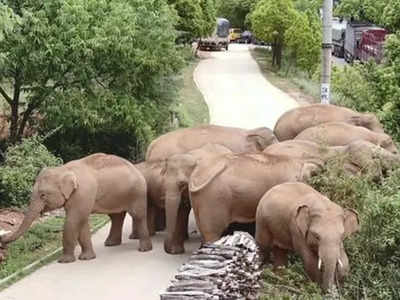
[272,247,288,269]
[131,204,157,239]
[59,213,84,263]
[154,207,166,232]
[105,212,126,246]
[167,205,191,254]
[127,195,152,252]
[195,203,229,244]
[78,219,96,260]
[255,223,272,264]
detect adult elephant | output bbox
[125,143,232,254]
[274,104,384,141]
[188,152,322,246]
[145,124,277,161]
[263,139,400,176]
[162,143,232,254]
[0,154,152,263]
[294,122,398,154]
[256,182,359,291]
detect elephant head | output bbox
[162,153,197,254]
[296,205,359,290]
[1,167,77,245]
[246,127,278,151]
[376,133,399,155]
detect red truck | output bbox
[344,21,388,64]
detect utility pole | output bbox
[321,0,333,104]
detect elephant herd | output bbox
[1,104,399,291]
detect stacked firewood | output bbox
[160,232,263,300]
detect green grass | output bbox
[0,214,109,290]
[175,59,210,127]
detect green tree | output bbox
[285,11,322,76]
[250,0,296,68]
[0,0,183,144]
[200,0,217,37]
[216,0,256,29]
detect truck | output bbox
[332,18,347,58]
[198,18,230,51]
[344,21,387,64]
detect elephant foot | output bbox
[58,254,76,263]
[164,241,185,255]
[79,251,96,261]
[139,238,153,252]
[104,237,122,246]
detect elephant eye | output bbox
[40,193,46,199]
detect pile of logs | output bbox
[160,232,263,300]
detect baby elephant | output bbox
[256,182,359,290]
[1,153,152,263]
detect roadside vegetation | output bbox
[0,0,211,285]
[216,0,400,298]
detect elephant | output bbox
[0,153,152,263]
[274,104,384,141]
[263,139,400,177]
[294,122,399,154]
[188,152,322,246]
[145,124,277,161]
[255,182,359,290]
[162,143,232,254]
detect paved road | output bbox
[195,43,298,130]
[0,43,298,300]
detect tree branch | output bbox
[0,86,12,105]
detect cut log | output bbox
[160,231,263,300]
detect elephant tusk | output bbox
[338,259,343,268]
[318,257,322,270]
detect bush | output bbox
[0,136,62,208]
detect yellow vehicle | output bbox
[229,28,242,42]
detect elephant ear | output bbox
[247,128,278,151]
[60,171,78,200]
[344,209,360,238]
[295,205,310,238]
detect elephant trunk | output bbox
[164,185,182,254]
[1,200,45,244]
[319,246,341,291]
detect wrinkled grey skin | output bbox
[146,124,277,161]
[256,182,360,291]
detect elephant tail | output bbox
[189,160,227,193]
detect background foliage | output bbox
[0,136,62,208]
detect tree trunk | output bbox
[9,70,22,144]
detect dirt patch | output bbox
[0,209,24,263]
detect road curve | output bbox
[0,43,298,300]
[194,44,298,130]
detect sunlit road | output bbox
[194,43,298,130]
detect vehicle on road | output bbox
[332,18,347,58]
[238,31,253,44]
[229,28,242,42]
[344,21,387,64]
[198,18,230,51]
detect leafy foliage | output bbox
[0,136,62,208]
[285,11,322,76]
[250,0,297,68]
[0,0,184,145]
[215,0,255,29]
[169,0,216,40]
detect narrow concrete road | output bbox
[0,44,298,300]
[195,44,298,130]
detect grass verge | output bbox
[175,58,209,127]
[0,214,109,290]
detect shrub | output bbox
[0,136,62,208]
